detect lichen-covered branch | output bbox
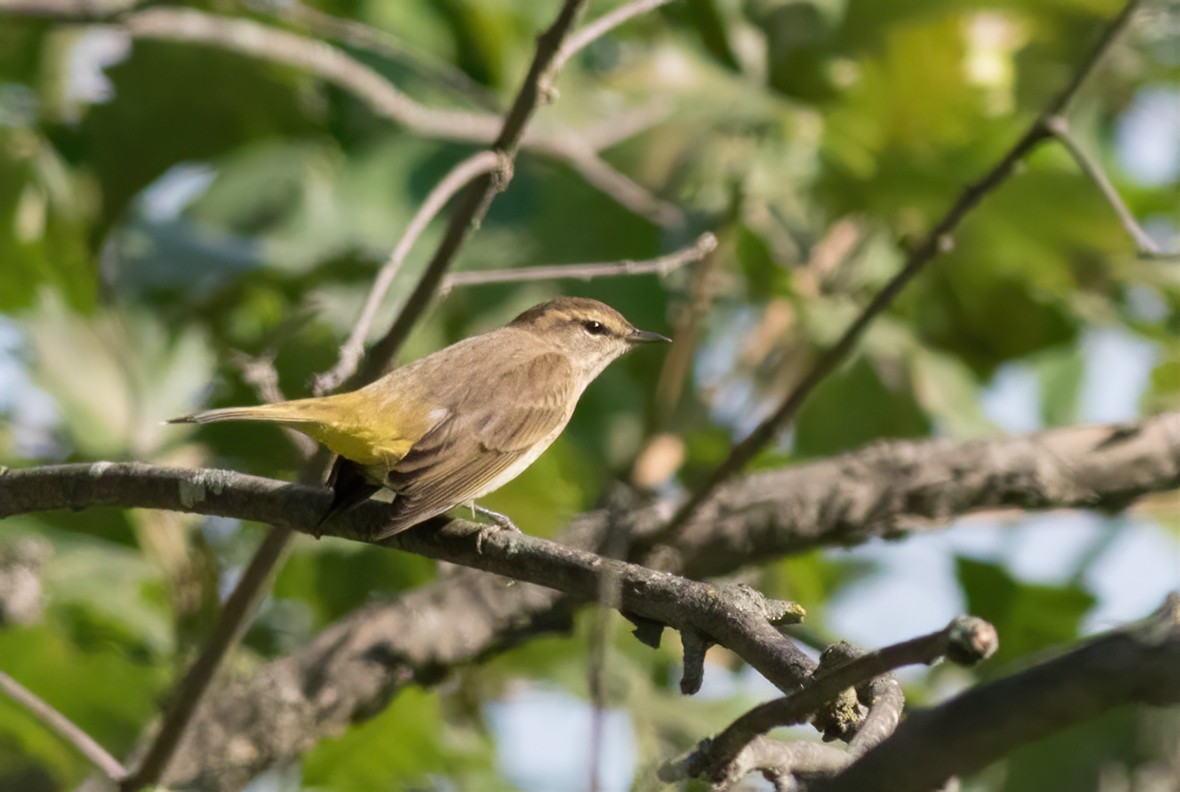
[6,415,1178,574]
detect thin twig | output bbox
[1043,114,1165,257]
[243,0,501,110]
[651,214,733,426]
[228,351,317,456]
[553,0,676,75]
[718,737,851,790]
[437,231,716,295]
[0,0,140,16]
[698,677,905,791]
[534,140,684,227]
[587,498,632,792]
[228,351,286,406]
[576,100,673,151]
[663,616,999,782]
[0,670,127,781]
[646,0,1145,550]
[124,8,500,143]
[587,567,620,792]
[314,150,502,394]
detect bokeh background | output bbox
[1,0,1178,790]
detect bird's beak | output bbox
[628,328,672,344]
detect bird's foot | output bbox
[472,504,521,554]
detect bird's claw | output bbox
[473,505,521,554]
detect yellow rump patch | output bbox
[303,423,414,467]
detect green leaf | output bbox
[1143,349,1180,413]
[999,707,1143,792]
[25,294,215,458]
[734,223,790,298]
[795,357,931,457]
[77,37,316,233]
[301,686,503,789]
[1033,344,1085,427]
[908,346,991,436]
[0,129,97,312]
[767,549,877,626]
[955,555,1096,671]
[272,539,435,628]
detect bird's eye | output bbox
[582,320,607,336]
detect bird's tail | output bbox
[168,392,404,469]
[167,397,341,426]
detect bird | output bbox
[169,297,670,540]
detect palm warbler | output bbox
[170,297,669,538]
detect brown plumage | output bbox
[170,297,669,538]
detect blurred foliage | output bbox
[1,0,1177,790]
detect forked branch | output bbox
[662,616,999,784]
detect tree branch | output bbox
[667,412,1180,579]
[122,8,502,142]
[0,0,140,17]
[649,0,1145,548]
[0,463,809,692]
[552,0,676,75]
[812,594,1180,792]
[0,670,127,781]
[530,138,685,227]
[8,416,1176,579]
[1043,114,1167,258]
[242,0,502,111]
[1,462,809,791]
[437,231,716,295]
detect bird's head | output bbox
[508,297,670,381]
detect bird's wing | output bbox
[376,351,575,536]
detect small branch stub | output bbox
[945,616,999,666]
[680,628,710,695]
